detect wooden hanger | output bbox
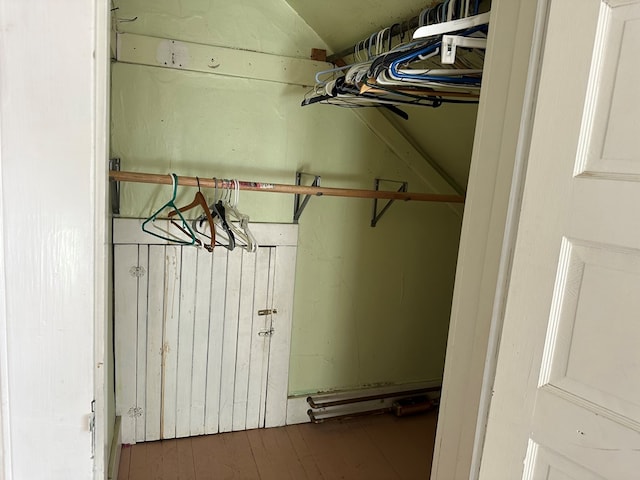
[168,177,216,251]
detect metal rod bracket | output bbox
[371,179,407,227]
[109,158,121,215]
[293,172,321,224]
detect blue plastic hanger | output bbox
[141,173,197,245]
[388,25,486,85]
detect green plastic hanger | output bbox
[141,173,197,245]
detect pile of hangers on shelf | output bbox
[141,173,257,252]
[302,0,490,119]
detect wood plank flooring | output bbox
[118,410,438,480]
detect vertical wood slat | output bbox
[162,246,182,439]
[265,246,298,428]
[204,249,228,434]
[146,246,165,441]
[135,245,149,442]
[175,247,198,438]
[259,248,277,427]
[190,249,213,436]
[248,248,273,429]
[218,250,243,433]
[114,245,139,444]
[233,250,257,431]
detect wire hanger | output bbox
[141,173,197,245]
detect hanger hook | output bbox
[369,32,378,59]
[234,179,239,207]
[354,41,361,63]
[170,173,178,201]
[389,23,400,51]
[419,8,428,27]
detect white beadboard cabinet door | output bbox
[113,219,297,444]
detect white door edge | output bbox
[469,0,551,477]
[431,1,540,478]
[93,0,110,478]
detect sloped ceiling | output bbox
[283,0,434,53]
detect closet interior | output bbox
[110,0,489,475]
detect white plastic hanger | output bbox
[441,34,487,64]
[413,11,490,40]
[223,180,257,253]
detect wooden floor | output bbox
[118,410,438,480]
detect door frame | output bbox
[94,0,111,478]
[468,0,551,476]
[0,1,110,478]
[432,0,549,478]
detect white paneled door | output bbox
[480,1,640,479]
[113,220,297,444]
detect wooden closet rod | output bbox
[109,171,465,204]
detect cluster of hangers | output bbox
[141,173,257,252]
[302,0,489,120]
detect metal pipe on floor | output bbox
[307,407,392,424]
[306,386,441,409]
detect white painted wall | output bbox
[0,1,108,478]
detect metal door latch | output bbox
[258,309,277,316]
[89,400,96,459]
[258,328,275,337]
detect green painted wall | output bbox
[113,0,329,58]
[111,0,473,395]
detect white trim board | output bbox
[286,380,442,425]
[113,218,298,247]
[0,61,12,480]
[94,0,111,477]
[116,33,329,87]
[431,1,541,479]
[469,0,550,477]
